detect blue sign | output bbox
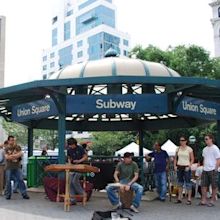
[12,99,58,122]
[176,96,220,120]
[66,94,168,114]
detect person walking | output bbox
[200,134,220,207]
[146,142,169,201]
[174,136,194,205]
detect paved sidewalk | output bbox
[1,192,220,220]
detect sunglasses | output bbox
[179,139,186,141]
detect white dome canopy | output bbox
[49,57,180,80]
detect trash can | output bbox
[27,156,58,187]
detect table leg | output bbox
[64,170,70,211]
[56,176,60,202]
[82,175,86,206]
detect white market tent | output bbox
[115,142,152,157]
[161,139,178,156]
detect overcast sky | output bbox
[0,0,214,86]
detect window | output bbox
[218,7,220,18]
[64,21,71,41]
[66,10,73,17]
[43,65,47,71]
[123,50,128,56]
[52,28,58,46]
[43,56,47,62]
[77,51,83,58]
[58,45,73,68]
[50,62,55,68]
[123,39,129,46]
[50,52,55,58]
[77,40,83,47]
[76,6,115,35]
[79,0,97,10]
[52,16,57,24]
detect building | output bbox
[42,0,130,79]
[210,0,220,57]
[0,16,5,87]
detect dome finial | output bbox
[104,46,118,58]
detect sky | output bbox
[0,0,215,86]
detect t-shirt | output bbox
[0,148,5,164]
[116,161,139,182]
[202,144,220,171]
[5,145,22,170]
[148,150,169,173]
[67,145,86,163]
[176,146,193,166]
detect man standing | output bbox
[106,152,143,213]
[67,138,87,204]
[4,135,29,200]
[146,142,169,201]
[200,134,220,207]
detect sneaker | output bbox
[130,205,139,213]
[22,194,30,199]
[5,196,11,200]
[70,200,77,205]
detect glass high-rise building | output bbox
[42,0,130,78]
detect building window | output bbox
[218,7,220,18]
[123,50,128,56]
[58,45,73,68]
[52,16,57,24]
[64,21,71,41]
[76,6,115,35]
[50,62,55,68]
[77,51,83,58]
[50,52,55,58]
[52,28,58,46]
[77,40,83,47]
[123,39,129,46]
[43,65,47,71]
[43,56,47,62]
[66,10,73,17]
[79,0,97,10]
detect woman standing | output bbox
[174,136,194,205]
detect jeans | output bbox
[106,180,143,208]
[154,172,167,200]
[70,172,84,201]
[177,169,192,190]
[5,168,27,198]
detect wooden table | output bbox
[45,164,100,211]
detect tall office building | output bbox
[42,0,130,79]
[0,16,5,87]
[210,0,220,57]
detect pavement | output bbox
[1,191,220,220]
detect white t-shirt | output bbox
[202,144,220,171]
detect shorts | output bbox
[201,170,218,188]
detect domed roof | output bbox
[49,57,180,80]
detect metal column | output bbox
[28,127,33,157]
[138,130,144,186]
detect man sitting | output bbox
[106,152,143,213]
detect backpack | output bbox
[91,211,132,220]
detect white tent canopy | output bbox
[115,142,152,157]
[161,139,178,156]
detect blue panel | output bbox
[77,40,83,47]
[52,28,58,46]
[58,45,73,67]
[76,6,115,35]
[176,96,220,120]
[64,21,71,41]
[12,99,58,122]
[66,94,168,114]
[79,0,97,10]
